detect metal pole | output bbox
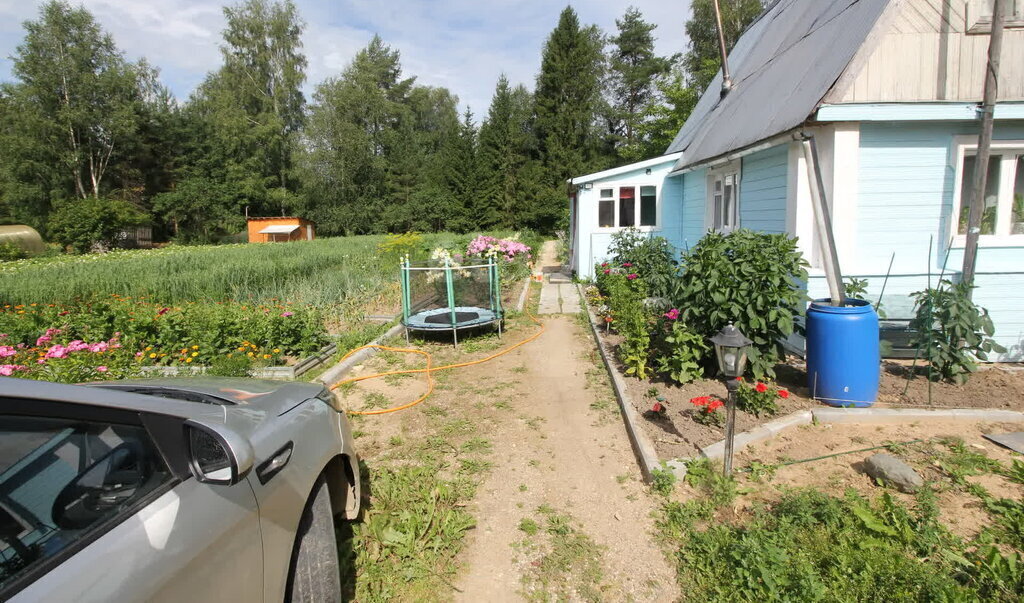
[711,0,733,95]
[445,257,458,348]
[962,0,1005,295]
[723,378,739,476]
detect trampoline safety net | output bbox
[400,258,503,331]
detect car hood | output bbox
[87,377,328,431]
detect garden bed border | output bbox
[140,340,341,380]
[691,407,1024,476]
[577,283,660,483]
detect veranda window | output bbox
[955,149,1024,239]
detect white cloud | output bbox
[0,0,693,114]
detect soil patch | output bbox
[592,326,1024,461]
[727,419,1024,541]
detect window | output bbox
[0,415,173,593]
[966,0,1024,33]
[708,166,740,233]
[640,186,657,226]
[598,189,614,227]
[595,184,659,229]
[952,144,1024,243]
[618,187,635,227]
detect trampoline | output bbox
[400,256,503,345]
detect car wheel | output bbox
[287,476,341,603]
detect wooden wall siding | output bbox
[680,168,707,249]
[829,0,1024,103]
[847,121,1024,359]
[739,144,789,234]
[662,173,686,252]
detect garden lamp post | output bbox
[711,323,753,477]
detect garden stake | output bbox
[723,377,739,476]
[875,252,894,313]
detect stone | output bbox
[863,453,924,493]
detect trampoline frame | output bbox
[400,256,503,346]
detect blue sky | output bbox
[0,0,692,117]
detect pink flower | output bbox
[135,351,143,357]
[626,273,639,280]
[45,345,69,359]
[0,346,15,359]
[96,366,108,373]
[621,262,633,268]
[36,335,52,346]
[0,364,26,376]
[89,342,108,353]
[67,340,89,352]
[663,308,680,320]
[281,311,294,318]
[36,358,47,364]
[603,269,611,275]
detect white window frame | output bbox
[966,0,1024,34]
[949,136,1024,247]
[594,182,661,232]
[705,161,741,233]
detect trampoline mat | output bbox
[424,311,480,325]
[405,306,499,330]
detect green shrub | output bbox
[651,463,677,496]
[48,197,148,253]
[606,228,678,298]
[910,279,1005,384]
[671,229,808,380]
[655,313,707,384]
[0,241,27,262]
[604,272,652,379]
[735,380,787,417]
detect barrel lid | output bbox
[808,298,876,314]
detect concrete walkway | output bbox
[536,241,580,315]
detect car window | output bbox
[0,415,173,593]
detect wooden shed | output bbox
[247,217,315,243]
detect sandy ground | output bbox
[340,241,678,601]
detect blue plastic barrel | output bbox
[806,298,880,407]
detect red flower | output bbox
[621,262,633,267]
[652,402,664,413]
[778,389,790,399]
[735,376,743,382]
[755,382,768,393]
[157,307,170,316]
[689,395,711,407]
[603,269,611,274]
[707,399,724,412]
[626,273,639,280]
[601,262,608,267]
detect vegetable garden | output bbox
[0,232,539,382]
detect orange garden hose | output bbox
[329,309,545,415]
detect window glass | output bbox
[1013,156,1024,235]
[598,200,614,227]
[618,187,635,227]
[723,175,736,229]
[958,155,1001,235]
[0,416,172,592]
[599,188,613,198]
[640,186,657,226]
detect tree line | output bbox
[0,0,763,245]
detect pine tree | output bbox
[607,7,672,163]
[534,6,605,231]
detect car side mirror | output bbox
[184,422,254,486]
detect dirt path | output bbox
[450,241,677,601]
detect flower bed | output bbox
[0,297,328,382]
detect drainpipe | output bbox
[961,0,1005,296]
[712,0,733,96]
[797,131,846,306]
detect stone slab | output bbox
[983,432,1024,454]
[548,272,572,284]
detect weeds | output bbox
[650,463,677,496]
[516,506,607,602]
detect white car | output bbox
[0,377,360,602]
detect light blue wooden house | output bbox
[569,0,1024,360]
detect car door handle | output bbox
[256,442,293,485]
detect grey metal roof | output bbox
[668,0,891,171]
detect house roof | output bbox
[667,0,892,172]
[569,152,683,185]
[258,225,300,234]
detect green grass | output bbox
[660,457,1024,602]
[515,505,608,602]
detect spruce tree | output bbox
[534,6,605,232]
[683,0,763,94]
